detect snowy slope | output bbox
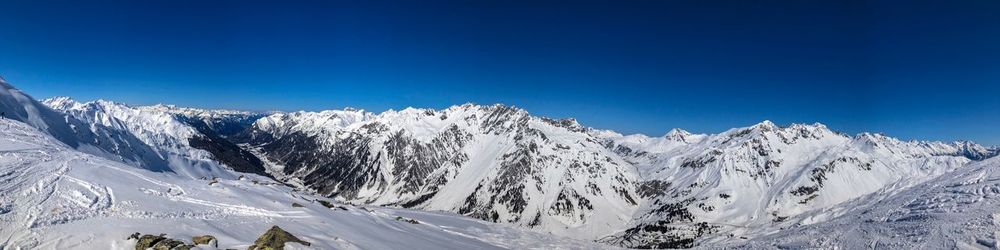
[596,121,997,248]
[723,156,1000,249]
[0,118,610,250]
[0,79,174,173]
[243,104,644,240]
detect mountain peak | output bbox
[665,128,690,136]
[559,117,581,127]
[663,128,691,139]
[754,120,777,129]
[540,117,584,132]
[787,122,832,132]
[42,96,81,110]
[662,128,695,142]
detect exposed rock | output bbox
[247,225,311,250]
[131,233,194,250]
[291,202,304,208]
[192,235,217,247]
[135,234,167,250]
[317,200,347,210]
[150,238,189,250]
[395,216,420,224]
[318,200,335,208]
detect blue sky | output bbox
[1,0,998,144]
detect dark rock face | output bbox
[605,221,717,249]
[248,129,385,199]
[240,113,479,202]
[637,180,671,198]
[386,125,472,195]
[604,195,716,249]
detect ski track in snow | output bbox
[1,124,74,248]
[99,160,308,219]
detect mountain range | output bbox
[2,78,998,249]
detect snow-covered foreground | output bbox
[719,156,1000,249]
[0,119,610,249]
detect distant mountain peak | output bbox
[41,96,80,110]
[541,117,584,132]
[755,120,777,129]
[665,128,690,137]
[663,128,694,142]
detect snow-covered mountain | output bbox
[240,104,644,240]
[724,155,1000,249]
[1,79,175,173]
[596,121,997,248]
[142,104,268,138]
[241,105,998,247]
[42,97,271,178]
[4,77,998,249]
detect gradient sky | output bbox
[1,0,998,144]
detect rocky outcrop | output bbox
[248,226,311,250]
[191,235,217,247]
[129,233,194,250]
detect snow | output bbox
[724,156,1000,249]
[425,134,511,211]
[253,109,375,141]
[599,120,994,247]
[0,119,610,249]
[41,97,235,178]
[141,103,258,120]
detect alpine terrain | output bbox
[2,77,998,249]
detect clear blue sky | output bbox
[1,0,998,144]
